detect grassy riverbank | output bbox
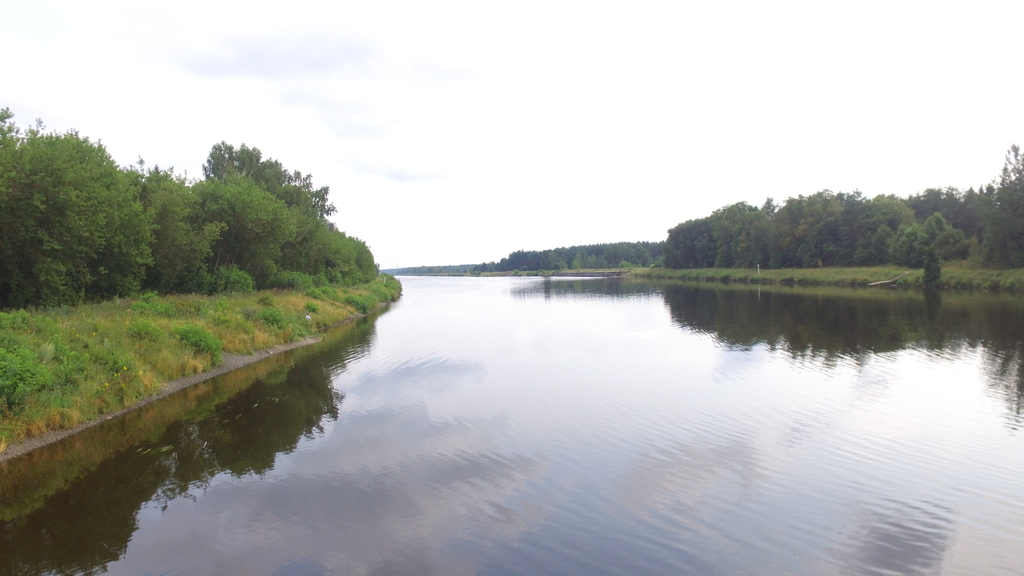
[633,264,1024,290]
[408,265,1024,290]
[0,275,401,450]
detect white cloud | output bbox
[3,0,1024,267]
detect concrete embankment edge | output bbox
[0,302,391,464]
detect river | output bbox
[2,276,1024,575]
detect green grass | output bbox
[633,264,1024,290]
[0,274,402,449]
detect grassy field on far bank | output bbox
[633,263,1024,290]
[0,275,402,450]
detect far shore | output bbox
[397,264,1024,291]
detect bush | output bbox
[265,271,315,291]
[304,301,319,313]
[0,347,54,411]
[305,286,340,302]
[172,325,223,364]
[130,299,177,317]
[212,265,255,294]
[173,297,207,316]
[345,294,375,314]
[257,295,275,307]
[128,320,163,341]
[256,307,286,329]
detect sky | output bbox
[3,0,1024,269]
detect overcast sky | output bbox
[4,1,1023,268]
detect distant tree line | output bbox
[388,242,664,275]
[664,146,1024,270]
[481,241,664,272]
[384,264,479,275]
[0,109,378,309]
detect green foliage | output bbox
[982,145,1024,267]
[0,110,381,307]
[662,175,1013,274]
[257,295,275,307]
[0,274,401,448]
[192,176,296,285]
[345,294,375,314]
[255,307,285,329]
[128,321,163,341]
[393,243,662,275]
[172,325,223,364]
[266,271,317,291]
[130,293,177,317]
[305,286,340,302]
[304,301,319,313]
[132,167,224,294]
[0,346,54,412]
[211,265,255,294]
[0,113,153,308]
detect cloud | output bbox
[347,161,445,183]
[184,34,375,79]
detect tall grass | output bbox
[0,274,401,448]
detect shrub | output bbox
[128,320,163,341]
[172,325,223,364]
[304,301,320,313]
[345,294,375,314]
[257,295,275,307]
[256,307,285,329]
[0,310,31,332]
[213,265,255,294]
[130,294,177,317]
[0,347,54,411]
[265,271,315,291]
[173,297,207,316]
[305,287,340,302]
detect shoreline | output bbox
[0,303,389,464]
[398,265,1024,291]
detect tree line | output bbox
[0,109,378,309]
[664,146,1024,271]
[388,241,664,275]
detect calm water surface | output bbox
[3,277,1024,575]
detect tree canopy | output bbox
[0,109,378,309]
[663,146,1023,271]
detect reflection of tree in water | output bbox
[982,347,1024,424]
[512,277,662,301]
[0,318,376,576]
[660,284,1024,416]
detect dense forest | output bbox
[664,145,1024,271]
[0,109,378,309]
[388,241,664,275]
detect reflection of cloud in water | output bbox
[105,401,547,576]
[617,437,763,522]
[830,501,955,576]
[342,357,487,401]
